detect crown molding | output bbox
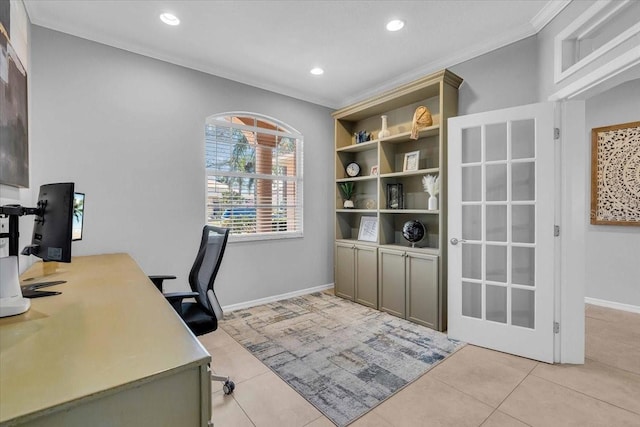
[530,0,572,32]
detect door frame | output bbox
[555,101,586,364]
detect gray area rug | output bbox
[221,292,463,426]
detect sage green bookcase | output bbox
[332,69,462,331]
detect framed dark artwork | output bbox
[590,121,640,226]
[0,26,29,188]
[387,183,403,209]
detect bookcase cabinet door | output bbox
[355,245,378,309]
[335,243,355,300]
[378,248,406,318]
[406,253,439,329]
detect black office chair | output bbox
[149,225,235,395]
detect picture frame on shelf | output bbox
[370,165,379,176]
[590,121,640,226]
[403,150,420,172]
[357,216,378,242]
[386,183,403,209]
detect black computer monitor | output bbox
[72,192,85,241]
[27,182,75,263]
[1,183,80,299]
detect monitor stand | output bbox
[21,281,66,298]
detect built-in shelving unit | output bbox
[332,69,462,331]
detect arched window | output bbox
[205,112,303,241]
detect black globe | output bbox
[402,220,425,243]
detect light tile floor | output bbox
[199,303,640,426]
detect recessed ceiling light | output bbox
[386,19,405,32]
[310,67,324,76]
[160,12,180,26]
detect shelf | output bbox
[336,209,377,213]
[337,240,439,254]
[336,126,440,153]
[336,139,377,153]
[379,209,439,214]
[336,238,378,247]
[378,243,440,255]
[336,176,378,183]
[380,168,439,179]
[379,126,439,144]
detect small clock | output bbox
[346,162,361,177]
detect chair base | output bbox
[212,374,235,395]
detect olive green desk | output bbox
[0,253,211,426]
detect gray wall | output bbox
[452,36,539,115]
[584,80,640,306]
[30,26,335,305]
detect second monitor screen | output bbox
[72,192,85,241]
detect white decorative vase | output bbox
[428,195,438,210]
[343,200,354,209]
[378,115,391,139]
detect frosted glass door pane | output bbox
[486,164,507,201]
[512,205,535,243]
[486,245,507,283]
[462,244,482,280]
[512,247,535,286]
[462,282,482,319]
[512,162,535,201]
[462,166,482,201]
[512,288,535,329]
[486,205,507,242]
[462,127,481,164]
[512,119,535,159]
[486,123,507,161]
[486,285,507,323]
[462,205,482,240]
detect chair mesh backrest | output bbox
[189,226,228,319]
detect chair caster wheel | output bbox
[223,380,235,395]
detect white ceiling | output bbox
[24,0,569,109]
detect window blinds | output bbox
[205,114,303,240]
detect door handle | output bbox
[450,238,467,245]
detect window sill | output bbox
[228,231,304,243]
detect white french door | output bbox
[448,103,556,363]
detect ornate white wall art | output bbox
[591,121,640,225]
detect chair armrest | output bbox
[164,291,198,313]
[148,275,177,292]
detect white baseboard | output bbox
[222,283,335,313]
[585,297,640,314]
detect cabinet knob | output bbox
[450,238,467,245]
